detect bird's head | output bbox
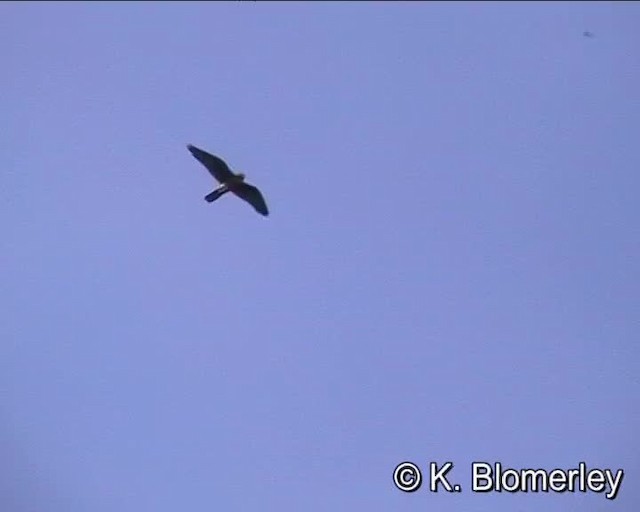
[236,172,246,181]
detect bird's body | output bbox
[187,144,269,216]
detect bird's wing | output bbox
[232,183,269,216]
[187,144,235,183]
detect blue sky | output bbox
[2,2,638,510]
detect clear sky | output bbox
[2,2,639,511]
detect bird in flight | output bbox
[187,144,269,217]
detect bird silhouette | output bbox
[187,144,269,217]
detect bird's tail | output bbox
[205,187,227,203]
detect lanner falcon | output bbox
[187,144,269,217]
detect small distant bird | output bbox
[187,144,269,217]
[583,31,594,38]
